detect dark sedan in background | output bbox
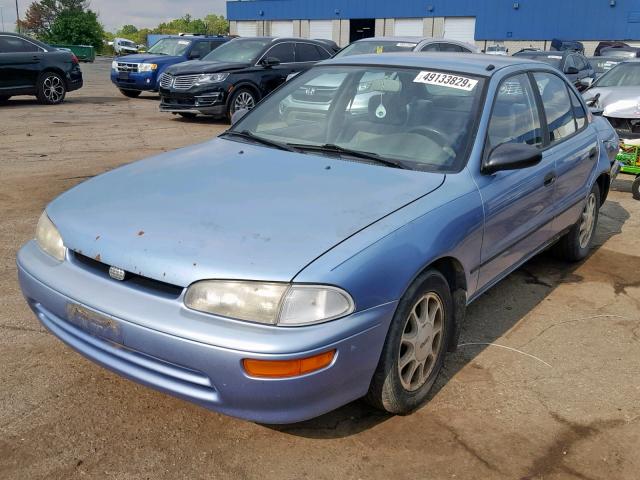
[159,37,334,120]
[0,32,83,105]
[512,50,596,90]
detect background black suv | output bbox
[0,32,83,105]
[159,37,333,120]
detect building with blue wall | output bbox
[226,0,640,53]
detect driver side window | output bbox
[487,74,543,152]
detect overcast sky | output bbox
[3,0,228,32]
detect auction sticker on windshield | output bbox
[413,71,479,91]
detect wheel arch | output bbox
[596,172,611,205]
[38,67,68,87]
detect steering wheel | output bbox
[408,126,458,160]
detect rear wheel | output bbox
[553,183,600,261]
[227,88,257,121]
[119,89,141,98]
[36,72,66,105]
[632,176,640,200]
[365,269,452,414]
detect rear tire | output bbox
[36,72,66,105]
[365,269,452,414]
[553,183,600,261]
[119,89,141,98]
[178,112,197,119]
[632,176,640,200]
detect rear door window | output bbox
[439,43,465,53]
[533,72,577,143]
[295,43,330,62]
[264,42,295,63]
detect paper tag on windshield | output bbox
[548,55,562,59]
[178,40,190,45]
[396,43,416,47]
[413,71,478,91]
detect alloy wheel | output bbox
[43,75,65,103]
[233,91,255,112]
[398,292,444,391]
[579,193,597,249]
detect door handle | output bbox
[544,172,557,187]
[589,146,598,160]
[32,55,41,62]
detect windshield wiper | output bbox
[287,143,409,169]
[220,130,298,152]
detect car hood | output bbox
[165,60,250,75]
[115,53,183,65]
[47,138,445,287]
[585,86,640,118]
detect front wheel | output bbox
[36,72,66,105]
[365,269,452,414]
[553,183,600,261]
[632,176,640,200]
[227,88,257,121]
[119,89,141,98]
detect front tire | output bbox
[119,89,141,98]
[36,72,66,105]
[553,183,600,261]
[365,269,452,414]
[227,88,257,121]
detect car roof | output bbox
[354,36,428,43]
[322,52,537,76]
[233,37,329,44]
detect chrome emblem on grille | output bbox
[108,266,126,281]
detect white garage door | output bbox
[309,20,333,40]
[394,19,424,37]
[237,21,257,37]
[271,21,294,37]
[444,17,476,43]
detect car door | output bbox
[475,73,557,290]
[531,72,599,234]
[257,42,296,94]
[0,35,44,91]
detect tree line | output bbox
[18,1,229,51]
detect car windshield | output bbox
[335,41,418,58]
[590,57,621,74]
[148,38,191,56]
[120,40,136,48]
[595,62,640,87]
[514,53,562,68]
[229,65,485,172]
[203,38,271,62]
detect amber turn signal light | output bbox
[243,350,336,378]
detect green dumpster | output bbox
[52,44,96,63]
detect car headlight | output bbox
[35,212,65,262]
[111,60,118,70]
[184,281,355,326]
[195,73,229,85]
[138,63,158,72]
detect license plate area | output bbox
[118,72,130,80]
[66,303,123,343]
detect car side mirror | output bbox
[231,108,249,125]
[565,66,579,74]
[260,57,281,68]
[589,107,604,116]
[482,143,542,174]
[579,77,594,88]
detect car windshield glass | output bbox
[148,38,191,56]
[120,40,136,48]
[595,62,640,87]
[590,58,620,74]
[335,41,418,57]
[515,54,562,68]
[203,38,271,62]
[229,65,485,172]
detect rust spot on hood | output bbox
[94,254,101,262]
[95,235,100,241]
[137,231,145,236]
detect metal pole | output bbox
[14,0,19,33]
[1,7,5,32]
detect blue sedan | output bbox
[18,54,618,423]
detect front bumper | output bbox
[110,70,158,92]
[17,241,395,423]
[159,88,227,116]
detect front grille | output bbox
[291,86,336,104]
[606,116,640,135]
[159,73,173,89]
[173,74,201,90]
[72,252,184,299]
[117,62,139,73]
